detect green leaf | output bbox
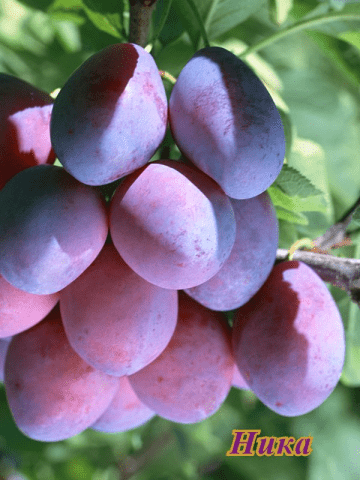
[80,0,124,39]
[242,3,360,57]
[157,1,184,46]
[304,3,360,38]
[204,0,268,41]
[171,0,267,49]
[269,184,327,213]
[274,206,309,225]
[306,31,360,92]
[340,30,360,50]
[52,20,82,52]
[275,164,323,198]
[48,0,86,24]
[150,0,175,45]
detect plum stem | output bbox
[129,0,158,47]
[159,70,177,84]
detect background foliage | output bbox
[1,0,360,478]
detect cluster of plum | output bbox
[0,43,345,443]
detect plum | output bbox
[60,243,178,376]
[0,73,55,190]
[109,160,236,290]
[128,292,234,424]
[4,305,119,442]
[91,375,156,433]
[232,261,345,416]
[185,191,278,310]
[50,43,167,186]
[169,46,285,199]
[232,363,250,391]
[0,337,11,382]
[0,165,108,294]
[0,274,59,337]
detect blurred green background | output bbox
[1,0,360,478]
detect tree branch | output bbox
[128,0,158,47]
[276,193,360,307]
[276,248,360,293]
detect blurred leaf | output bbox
[306,31,360,92]
[16,0,54,10]
[278,218,299,247]
[156,34,194,76]
[341,236,360,386]
[279,107,294,160]
[149,0,174,45]
[303,3,360,37]
[340,30,360,50]
[269,0,294,26]
[52,19,82,52]
[80,0,124,39]
[294,387,360,480]
[48,0,84,23]
[171,0,267,49]
[157,0,184,46]
[351,206,360,227]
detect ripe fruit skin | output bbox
[232,364,250,391]
[128,292,234,424]
[169,47,285,199]
[91,375,156,433]
[185,192,279,310]
[110,160,236,290]
[50,43,167,186]
[0,165,108,295]
[4,306,119,442]
[0,274,60,337]
[232,261,345,416]
[0,337,11,382]
[60,243,178,376]
[0,73,55,190]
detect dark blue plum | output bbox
[169,46,285,199]
[185,192,278,310]
[0,165,108,294]
[232,261,345,416]
[0,73,55,190]
[50,43,167,186]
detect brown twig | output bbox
[276,193,360,306]
[128,0,158,47]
